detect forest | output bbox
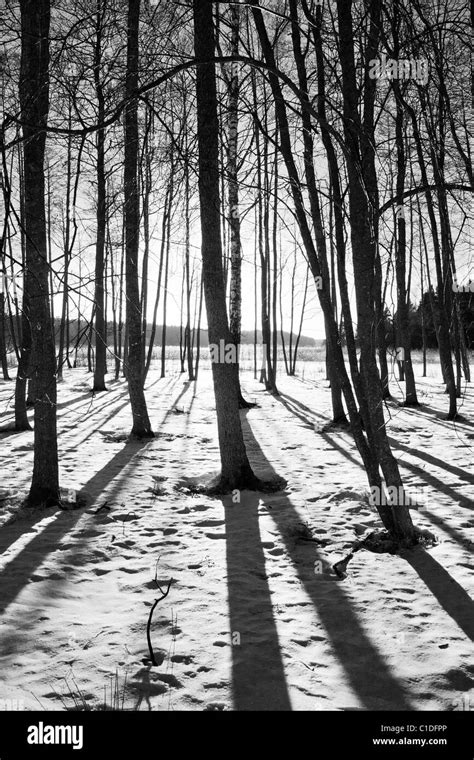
[0,0,472,717]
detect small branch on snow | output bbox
[146,570,173,667]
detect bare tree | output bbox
[19,0,59,506]
[193,0,276,492]
[92,0,108,392]
[223,4,254,406]
[124,0,153,438]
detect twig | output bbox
[146,578,173,666]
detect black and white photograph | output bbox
[0,0,473,750]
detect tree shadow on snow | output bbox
[272,390,474,660]
[0,372,185,595]
[388,437,474,487]
[223,489,292,710]
[275,390,474,522]
[0,439,152,619]
[223,412,414,710]
[275,391,326,429]
[402,547,474,643]
[401,402,474,430]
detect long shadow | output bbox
[387,448,474,510]
[402,402,474,429]
[223,491,292,710]
[56,390,98,412]
[417,506,473,548]
[388,437,474,486]
[322,423,474,520]
[56,373,167,432]
[0,428,27,438]
[237,413,414,710]
[320,433,473,548]
[320,431,364,470]
[323,428,474,532]
[275,391,473,510]
[58,387,131,432]
[178,383,202,459]
[275,392,474,552]
[276,392,326,429]
[274,392,364,470]
[158,379,193,428]
[1,386,131,454]
[0,374,193,660]
[0,511,50,557]
[57,373,167,451]
[0,375,183,562]
[0,384,117,422]
[0,439,151,618]
[0,409,20,423]
[388,458,474,549]
[271,390,474,653]
[171,379,191,407]
[0,384,128,430]
[0,373,175,431]
[403,547,474,642]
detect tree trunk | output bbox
[160,176,171,379]
[336,0,415,539]
[193,0,262,492]
[144,186,168,379]
[14,136,31,429]
[253,0,385,517]
[271,141,279,389]
[140,109,152,372]
[19,0,59,506]
[14,296,31,431]
[92,0,107,392]
[194,277,204,381]
[401,89,457,418]
[292,265,309,376]
[226,4,252,406]
[279,247,290,375]
[0,292,10,380]
[57,118,72,382]
[393,92,418,406]
[124,0,153,438]
[184,156,195,380]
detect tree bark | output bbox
[19,0,59,506]
[253,0,380,493]
[336,0,415,539]
[14,137,31,429]
[393,90,418,406]
[226,4,253,406]
[193,0,261,492]
[0,292,9,380]
[92,0,107,392]
[124,0,153,438]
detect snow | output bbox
[0,361,472,711]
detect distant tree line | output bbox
[382,287,474,350]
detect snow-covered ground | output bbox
[0,360,472,711]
